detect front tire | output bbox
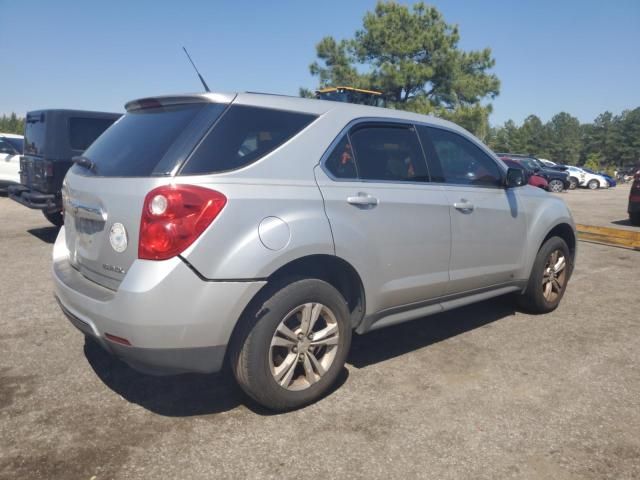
[548,179,564,193]
[630,212,640,226]
[43,210,64,227]
[587,179,599,190]
[230,278,352,411]
[518,236,572,314]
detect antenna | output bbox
[182,47,211,93]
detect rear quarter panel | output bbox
[178,112,352,280]
[179,177,335,279]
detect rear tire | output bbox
[43,210,64,227]
[587,179,599,190]
[568,177,579,190]
[230,278,352,411]
[517,236,572,314]
[630,212,640,226]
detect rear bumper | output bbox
[8,184,60,212]
[52,227,266,375]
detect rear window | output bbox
[81,103,212,177]
[180,105,317,175]
[69,117,117,151]
[24,112,46,156]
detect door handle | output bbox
[347,192,378,207]
[453,200,474,213]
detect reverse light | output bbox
[139,185,227,260]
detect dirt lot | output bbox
[1,187,639,480]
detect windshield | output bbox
[79,103,224,177]
[4,137,24,153]
[518,158,540,170]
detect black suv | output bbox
[9,109,120,225]
[497,153,570,193]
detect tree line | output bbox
[302,1,639,171]
[486,108,640,170]
[0,113,25,135]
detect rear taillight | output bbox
[139,185,226,260]
[44,160,54,177]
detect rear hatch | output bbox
[62,97,230,290]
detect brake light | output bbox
[139,185,226,260]
[44,160,54,177]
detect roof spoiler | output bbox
[125,93,236,112]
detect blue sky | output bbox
[1,0,639,125]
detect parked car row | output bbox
[497,154,570,192]
[498,154,616,192]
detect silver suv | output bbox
[53,92,576,411]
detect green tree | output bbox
[304,1,500,136]
[0,113,25,135]
[519,115,550,157]
[547,112,581,164]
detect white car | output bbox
[0,133,23,192]
[565,166,609,190]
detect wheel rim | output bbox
[550,180,563,192]
[269,303,340,391]
[542,249,567,302]
[589,181,598,189]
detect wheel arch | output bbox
[233,254,366,334]
[542,223,576,263]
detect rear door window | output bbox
[81,103,215,177]
[325,136,358,179]
[180,105,317,175]
[69,117,118,151]
[348,124,429,182]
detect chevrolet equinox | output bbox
[53,92,576,411]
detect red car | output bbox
[629,169,640,226]
[501,157,549,190]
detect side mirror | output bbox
[505,167,525,188]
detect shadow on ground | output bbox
[348,297,515,368]
[611,219,637,228]
[28,226,59,244]
[85,296,515,416]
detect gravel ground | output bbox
[0,188,638,480]
[554,183,636,231]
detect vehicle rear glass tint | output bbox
[82,103,209,177]
[69,117,118,151]
[24,112,46,156]
[180,105,317,175]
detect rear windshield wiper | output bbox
[72,155,97,172]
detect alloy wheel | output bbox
[269,303,340,391]
[549,180,564,193]
[542,249,567,302]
